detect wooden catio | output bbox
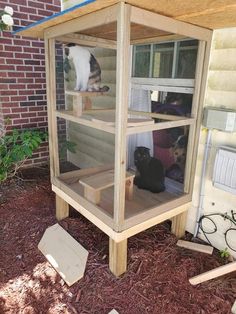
[16,0,214,276]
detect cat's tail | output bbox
[100,85,110,92]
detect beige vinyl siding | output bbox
[186,28,236,257]
[67,48,116,168]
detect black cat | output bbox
[134,146,165,193]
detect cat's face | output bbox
[134,146,151,166]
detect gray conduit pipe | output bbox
[193,128,212,237]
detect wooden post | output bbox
[113,2,131,232]
[56,194,69,220]
[45,37,60,178]
[125,177,134,201]
[109,238,127,276]
[171,211,187,238]
[73,94,83,117]
[84,187,101,205]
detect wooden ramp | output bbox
[38,224,88,286]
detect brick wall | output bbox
[0,0,61,166]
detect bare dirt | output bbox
[0,167,235,314]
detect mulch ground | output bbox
[0,167,235,314]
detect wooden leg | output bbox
[73,94,83,117]
[84,187,100,205]
[125,178,134,201]
[83,96,92,110]
[56,194,69,221]
[109,238,127,276]
[171,211,187,238]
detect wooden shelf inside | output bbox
[56,109,155,134]
[65,90,107,97]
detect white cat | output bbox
[65,44,109,92]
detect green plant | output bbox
[0,129,47,182]
[219,247,230,259]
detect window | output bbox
[132,39,198,79]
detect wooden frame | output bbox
[42,2,212,276]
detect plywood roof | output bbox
[79,22,171,41]
[15,0,236,39]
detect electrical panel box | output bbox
[202,107,236,132]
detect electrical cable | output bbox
[197,212,236,252]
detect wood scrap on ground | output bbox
[189,261,236,285]
[177,240,213,254]
[38,223,88,286]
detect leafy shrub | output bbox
[0,129,47,182]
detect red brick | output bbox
[16,65,33,71]
[0,97,10,102]
[26,72,41,78]
[33,54,45,60]
[2,109,11,114]
[2,102,19,108]
[2,90,18,96]
[24,47,40,53]
[1,78,16,84]
[15,52,32,59]
[9,84,26,89]
[11,96,27,101]
[30,117,45,123]
[34,66,45,72]
[19,90,35,96]
[5,113,20,119]
[1,51,14,58]
[29,14,43,21]
[6,59,24,65]
[5,45,22,52]
[38,122,48,128]
[46,4,60,11]
[27,84,44,89]
[0,84,7,89]
[29,106,43,111]
[8,72,25,78]
[0,65,15,71]
[21,112,37,118]
[13,118,29,125]
[32,41,44,48]
[35,79,46,85]
[11,107,28,113]
[14,39,31,46]
[40,152,49,157]
[24,60,41,65]
[28,1,45,9]
[14,12,28,20]
[9,0,27,5]
[38,9,54,16]
[18,78,33,83]
[33,157,48,164]
[19,6,37,14]
[0,38,12,45]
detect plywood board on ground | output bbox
[38,223,88,286]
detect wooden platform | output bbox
[58,167,185,225]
